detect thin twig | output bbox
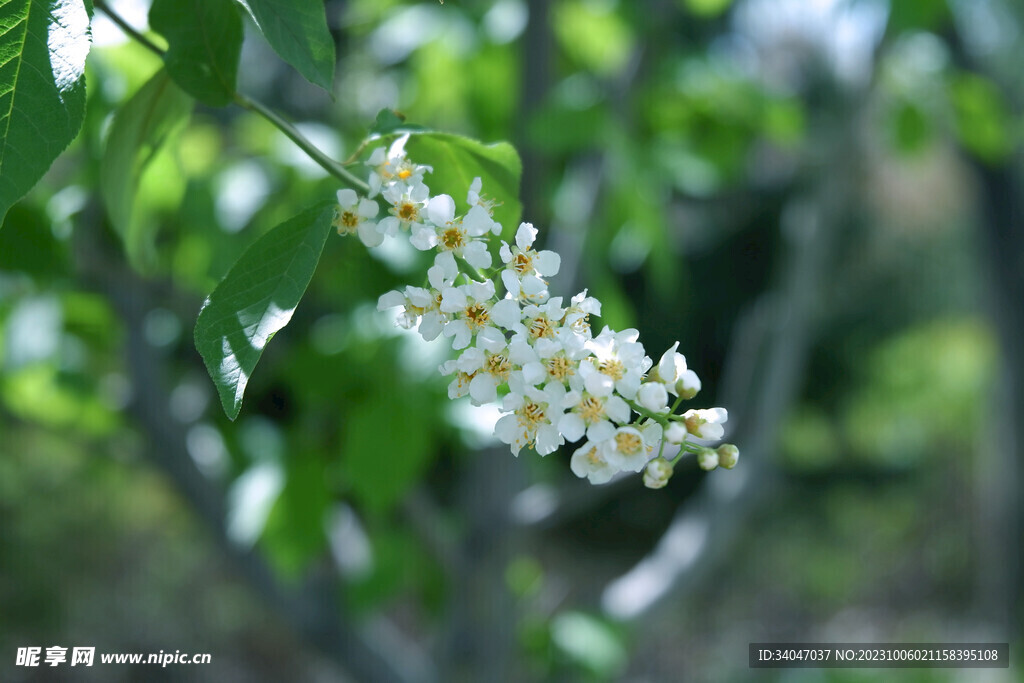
[95,0,369,193]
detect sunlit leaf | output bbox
[0,0,90,225]
[149,0,242,106]
[372,132,522,238]
[195,202,336,420]
[100,68,193,270]
[236,0,335,92]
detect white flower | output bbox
[643,458,673,489]
[697,448,719,471]
[377,181,430,236]
[366,135,432,197]
[410,195,493,270]
[521,297,566,344]
[466,177,501,229]
[683,407,728,441]
[438,359,473,399]
[439,279,502,350]
[603,426,650,473]
[494,379,567,456]
[334,189,382,247]
[558,389,631,443]
[499,222,560,302]
[564,290,601,339]
[656,341,702,398]
[579,327,651,400]
[570,439,617,484]
[636,381,669,413]
[376,257,457,341]
[453,327,512,404]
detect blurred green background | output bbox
[2,0,1023,680]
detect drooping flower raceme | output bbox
[336,136,738,488]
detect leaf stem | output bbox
[95,0,369,193]
[94,0,164,58]
[232,93,369,192]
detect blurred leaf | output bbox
[526,103,609,153]
[101,68,193,270]
[552,1,634,76]
[886,0,949,35]
[682,0,733,18]
[888,101,931,155]
[342,379,433,514]
[0,204,68,277]
[550,611,627,677]
[0,0,90,225]
[236,0,335,92]
[262,452,329,576]
[195,201,336,420]
[149,0,242,106]
[402,132,522,237]
[948,73,1011,163]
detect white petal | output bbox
[658,342,681,383]
[432,251,458,284]
[605,395,631,424]
[499,242,513,264]
[440,287,467,313]
[490,298,522,330]
[478,327,508,354]
[515,222,537,249]
[469,373,499,405]
[501,270,521,299]
[584,370,614,398]
[419,313,444,341]
[637,382,669,412]
[357,222,384,247]
[535,424,563,455]
[409,225,437,251]
[457,347,485,373]
[377,290,406,311]
[336,188,357,207]
[533,250,560,276]
[463,241,493,269]
[427,194,455,225]
[559,413,586,442]
[358,197,379,219]
[521,361,546,386]
[586,420,615,443]
[463,205,493,236]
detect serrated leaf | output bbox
[195,202,336,419]
[375,132,522,237]
[0,0,90,225]
[149,0,242,107]
[236,0,335,92]
[100,68,193,270]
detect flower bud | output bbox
[643,457,673,489]
[636,381,669,413]
[697,447,719,471]
[664,422,687,444]
[716,444,739,469]
[675,369,701,400]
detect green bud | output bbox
[716,444,739,469]
[697,447,719,471]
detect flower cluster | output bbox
[335,136,738,488]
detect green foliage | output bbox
[194,202,337,420]
[100,68,193,270]
[236,0,336,92]
[0,0,90,225]
[948,72,1012,163]
[341,368,435,514]
[148,0,242,106]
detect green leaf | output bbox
[380,132,522,238]
[100,68,193,270]
[0,0,90,225]
[370,108,424,136]
[195,202,336,420]
[149,0,242,106]
[236,0,335,92]
[342,377,433,514]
